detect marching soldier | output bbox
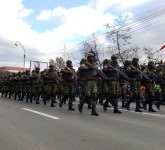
[20,71,30,102]
[156,61,165,105]
[143,61,157,112]
[59,60,76,111]
[78,52,109,116]
[102,55,122,113]
[30,67,43,104]
[42,65,59,107]
[125,58,143,112]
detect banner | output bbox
[160,44,165,50]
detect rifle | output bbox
[130,65,152,82]
[150,72,165,85]
[107,65,130,81]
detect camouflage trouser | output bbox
[44,83,58,95]
[59,81,76,109]
[25,84,31,101]
[14,83,21,100]
[103,80,120,110]
[83,80,98,106]
[160,84,165,103]
[130,79,141,95]
[103,80,121,96]
[31,83,42,102]
[127,79,142,110]
[42,82,58,105]
[62,81,76,97]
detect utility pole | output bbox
[14,41,26,70]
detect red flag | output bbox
[160,44,165,50]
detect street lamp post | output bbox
[14,41,26,70]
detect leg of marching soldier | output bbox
[90,80,99,116]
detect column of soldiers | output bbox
[1,53,165,116]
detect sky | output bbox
[0,0,165,68]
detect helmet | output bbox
[66,60,72,65]
[80,58,86,64]
[103,59,110,65]
[87,52,95,57]
[111,54,118,59]
[132,57,139,62]
[124,60,131,66]
[49,64,55,70]
[148,61,154,66]
[148,61,155,70]
[25,70,30,75]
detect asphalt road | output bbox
[0,97,165,150]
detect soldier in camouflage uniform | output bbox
[2,74,9,98]
[125,58,143,112]
[42,65,59,107]
[14,72,22,101]
[156,61,165,105]
[59,60,76,111]
[77,58,92,110]
[78,52,102,116]
[102,55,122,113]
[143,61,157,112]
[20,70,31,102]
[30,67,43,104]
[8,73,15,99]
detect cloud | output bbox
[88,0,151,12]
[0,0,162,67]
[36,10,51,21]
[18,9,34,18]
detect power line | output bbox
[32,4,165,60]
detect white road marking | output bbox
[122,109,165,118]
[140,112,165,118]
[22,108,60,120]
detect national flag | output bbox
[160,44,165,50]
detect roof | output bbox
[0,66,29,72]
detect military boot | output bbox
[36,97,40,104]
[59,99,63,108]
[30,97,33,103]
[50,100,55,107]
[68,106,75,111]
[113,104,122,114]
[43,98,47,105]
[142,101,147,110]
[155,102,160,110]
[114,109,122,113]
[125,100,131,110]
[91,107,99,116]
[135,102,143,112]
[148,102,156,112]
[8,94,12,99]
[68,102,75,111]
[78,104,83,113]
[103,101,109,111]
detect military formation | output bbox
[0,51,165,116]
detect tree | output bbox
[105,15,132,64]
[80,35,105,69]
[49,57,65,71]
[143,47,165,64]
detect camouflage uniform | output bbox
[42,65,59,107]
[59,60,76,111]
[143,61,157,112]
[14,72,22,101]
[102,56,122,113]
[125,58,143,112]
[30,67,43,104]
[20,70,31,102]
[156,62,165,104]
[78,53,100,116]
